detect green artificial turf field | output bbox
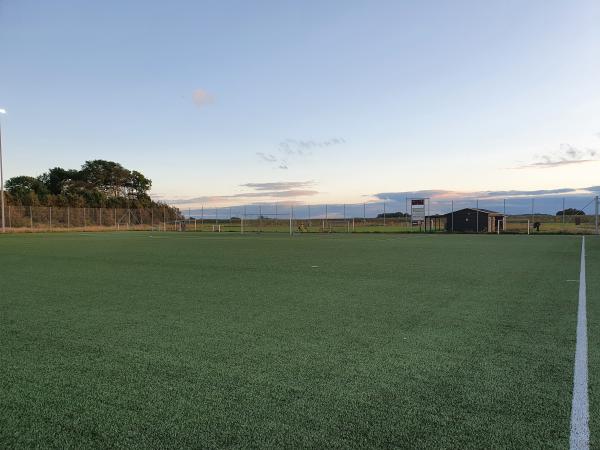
[0,232,592,448]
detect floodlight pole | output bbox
[0,115,5,232]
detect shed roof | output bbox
[445,207,504,216]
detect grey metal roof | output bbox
[444,207,504,216]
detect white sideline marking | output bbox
[570,236,589,450]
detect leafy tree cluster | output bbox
[377,211,409,218]
[4,160,176,212]
[556,208,585,216]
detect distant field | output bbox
[0,232,592,448]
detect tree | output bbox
[556,208,585,216]
[5,176,49,204]
[377,212,409,218]
[127,171,152,198]
[38,167,80,195]
[4,160,176,214]
[80,160,130,197]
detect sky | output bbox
[1,0,599,213]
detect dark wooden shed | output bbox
[444,208,505,233]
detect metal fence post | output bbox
[562,198,566,229]
[594,195,598,234]
[30,205,33,231]
[383,202,386,226]
[476,199,479,233]
[289,206,293,236]
[67,206,70,229]
[49,206,52,230]
[451,200,454,232]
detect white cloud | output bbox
[258,137,346,169]
[241,181,315,191]
[517,144,599,169]
[256,152,278,163]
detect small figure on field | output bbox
[533,222,540,232]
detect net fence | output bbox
[3,206,180,232]
[2,195,599,234]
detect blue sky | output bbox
[1,0,599,210]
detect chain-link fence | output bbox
[2,206,181,232]
[2,196,599,234]
[178,196,600,235]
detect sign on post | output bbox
[411,199,425,226]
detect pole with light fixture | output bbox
[0,108,6,233]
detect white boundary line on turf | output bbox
[570,236,589,450]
